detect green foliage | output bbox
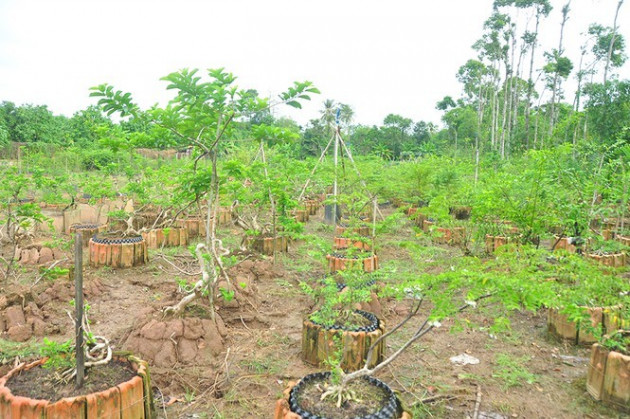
[492,353,538,389]
[40,338,74,370]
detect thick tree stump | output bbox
[141,227,188,249]
[89,235,148,268]
[301,312,385,371]
[69,224,107,247]
[547,307,623,345]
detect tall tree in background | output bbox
[604,0,626,83]
[544,2,572,145]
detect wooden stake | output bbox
[74,232,84,389]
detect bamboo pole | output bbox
[74,232,84,389]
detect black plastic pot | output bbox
[289,372,399,419]
[309,310,379,333]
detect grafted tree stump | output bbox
[301,311,385,371]
[422,219,434,232]
[547,307,623,345]
[69,224,107,247]
[248,236,289,255]
[587,333,630,412]
[141,227,188,249]
[89,235,148,268]
[327,253,378,273]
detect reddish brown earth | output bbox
[0,211,624,419]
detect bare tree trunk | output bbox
[547,2,571,142]
[524,12,541,150]
[604,0,624,83]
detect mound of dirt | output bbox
[37,277,107,306]
[123,315,228,368]
[0,295,57,342]
[14,244,65,265]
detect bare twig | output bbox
[472,385,482,419]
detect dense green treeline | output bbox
[0,1,628,162]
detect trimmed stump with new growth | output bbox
[302,310,385,371]
[547,306,624,345]
[248,235,289,255]
[141,227,188,249]
[274,372,412,419]
[0,355,155,418]
[587,331,630,412]
[433,227,465,245]
[89,234,148,268]
[69,224,107,247]
[327,252,379,273]
[584,252,627,267]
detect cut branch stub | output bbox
[301,312,385,372]
[89,235,148,268]
[141,227,188,249]
[69,224,107,247]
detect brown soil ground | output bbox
[0,207,626,419]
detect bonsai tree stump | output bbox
[89,235,148,268]
[247,236,289,255]
[548,307,623,345]
[301,311,385,371]
[141,227,188,249]
[69,224,107,247]
[587,334,630,412]
[0,355,155,418]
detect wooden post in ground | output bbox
[74,232,84,389]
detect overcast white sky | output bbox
[0,0,628,128]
